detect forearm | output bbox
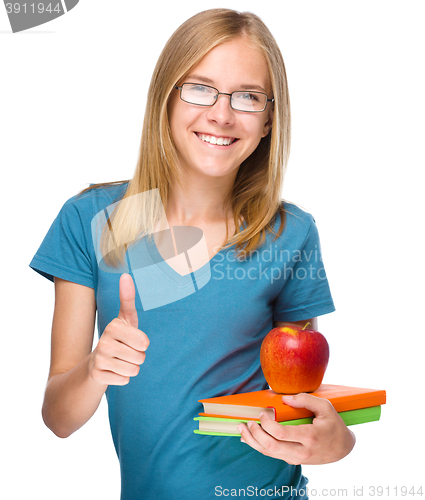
[42,351,108,438]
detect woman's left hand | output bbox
[237,393,356,465]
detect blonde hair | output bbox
[81,8,291,266]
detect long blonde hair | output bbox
[81,8,291,266]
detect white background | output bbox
[1,1,424,498]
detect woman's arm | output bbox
[273,318,318,330]
[238,393,356,464]
[41,278,106,438]
[42,274,149,439]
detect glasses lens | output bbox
[181,84,217,106]
[232,92,267,112]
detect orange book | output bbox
[199,384,386,421]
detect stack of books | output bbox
[194,384,386,436]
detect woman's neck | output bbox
[166,172,237,225]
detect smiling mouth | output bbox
[195,132,238,146]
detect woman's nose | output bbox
[206,93,235,126]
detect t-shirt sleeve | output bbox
[29,196,95,289]
[273,216,335,322]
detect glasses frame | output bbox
[174,83,274,113]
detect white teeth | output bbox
[198,134,233,146]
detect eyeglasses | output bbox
[174,83,274,113]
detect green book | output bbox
[194,405,381,436]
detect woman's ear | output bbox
[262,108,274,137]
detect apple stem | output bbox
[302,322,311,330]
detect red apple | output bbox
[260,325,329,394]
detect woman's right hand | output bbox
[90,273,150,386]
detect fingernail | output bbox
[282,395,294,400]
[259,412,264,418]
[240,438,246,443]
[237,424,243,433]
[247,421,253,429]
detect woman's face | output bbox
[168,37,274,182]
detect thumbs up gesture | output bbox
[90,274,150,386]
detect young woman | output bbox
[30,9,355,499]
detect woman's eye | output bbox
[191,85,212,93]
[240,92,259,101]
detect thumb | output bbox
[281,393,334,419]
[118,273,139,328]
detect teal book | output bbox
[194,405,382,436]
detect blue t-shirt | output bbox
[30,183,335,500]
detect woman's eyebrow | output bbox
[186,74,215,85]
[238,83,268,93]
[186,74,267,93]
